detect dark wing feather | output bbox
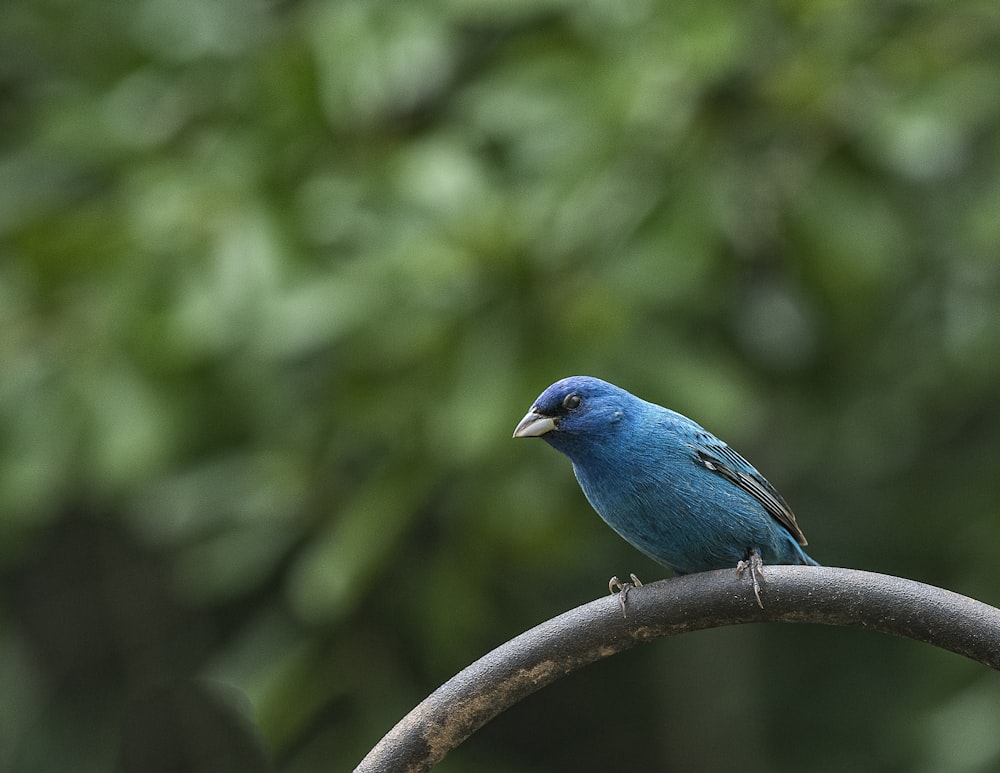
[687,432,808,546]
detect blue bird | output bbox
[513,376,818,607]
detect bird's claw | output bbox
[736,549,766,608]
[608,573,643,618]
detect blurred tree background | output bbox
[2,0,1000,771]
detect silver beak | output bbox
[512,410,557,438]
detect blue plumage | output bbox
[513,376,818,578]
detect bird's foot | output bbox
[736,549,766,609]
[608,573,643,618]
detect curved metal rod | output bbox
[355,566,1000,773]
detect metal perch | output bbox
[355,566,1000,773]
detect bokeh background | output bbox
[3,1,1000,771]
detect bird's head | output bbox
[512,376,634,457]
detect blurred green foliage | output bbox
[2,0,1000,771]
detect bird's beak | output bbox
[512,410,557,438]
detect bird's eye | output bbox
[562,393,582,411]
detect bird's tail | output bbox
[783,532,821,566]
[795,544,821,566]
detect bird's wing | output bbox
[687,432,808,546]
